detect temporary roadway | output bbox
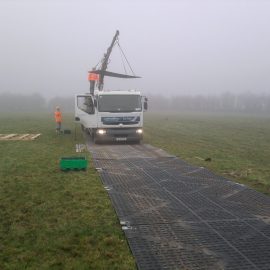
[87,140,270,270]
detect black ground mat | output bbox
[125,222,262,270]
[87,142,270,270]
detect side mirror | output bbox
[75,117,80,121]
[144,101,148,111]
[143,97,148,111]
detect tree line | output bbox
[0,92,270,114]
[148,92,270,113]
[0,93,74,113]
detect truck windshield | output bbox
[98,95,142,112]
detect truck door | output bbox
[75,95,97,128]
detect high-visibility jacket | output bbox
[88,72,99,81]
[54,111,62,123]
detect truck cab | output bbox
[75,90,147,143]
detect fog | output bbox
[1,92,270,115]
[0,0,270,99]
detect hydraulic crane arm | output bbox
[88,30,140,93]
[98,30,119,90]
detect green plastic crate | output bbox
[60,157,87,170]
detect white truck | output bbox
[75,30,147,143]
[75,89,147,143]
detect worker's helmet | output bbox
[56,106,60,110]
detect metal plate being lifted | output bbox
[87,140,270,270]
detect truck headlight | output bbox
[136,129,143,134]
[97,129,106,135]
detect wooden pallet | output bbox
[0,134,41,141]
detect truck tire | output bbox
[93,134,99,144]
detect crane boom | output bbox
[98,30,120,90]
[88,30,140,94]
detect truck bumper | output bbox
[95,128,143,142]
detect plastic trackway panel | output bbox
[87,141,270,270]
[87,140,175,160]
[125,222,265,270]
[0,133,41,141]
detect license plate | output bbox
[116,137,127,141]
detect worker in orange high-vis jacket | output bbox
[54,106,62,134]
[88,68,99,95]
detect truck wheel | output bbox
[93,134,99,144]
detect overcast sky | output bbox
[0,0,270,98]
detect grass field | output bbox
[0,114,136,270]
[1,112,270,269]
[144,112,270,195]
